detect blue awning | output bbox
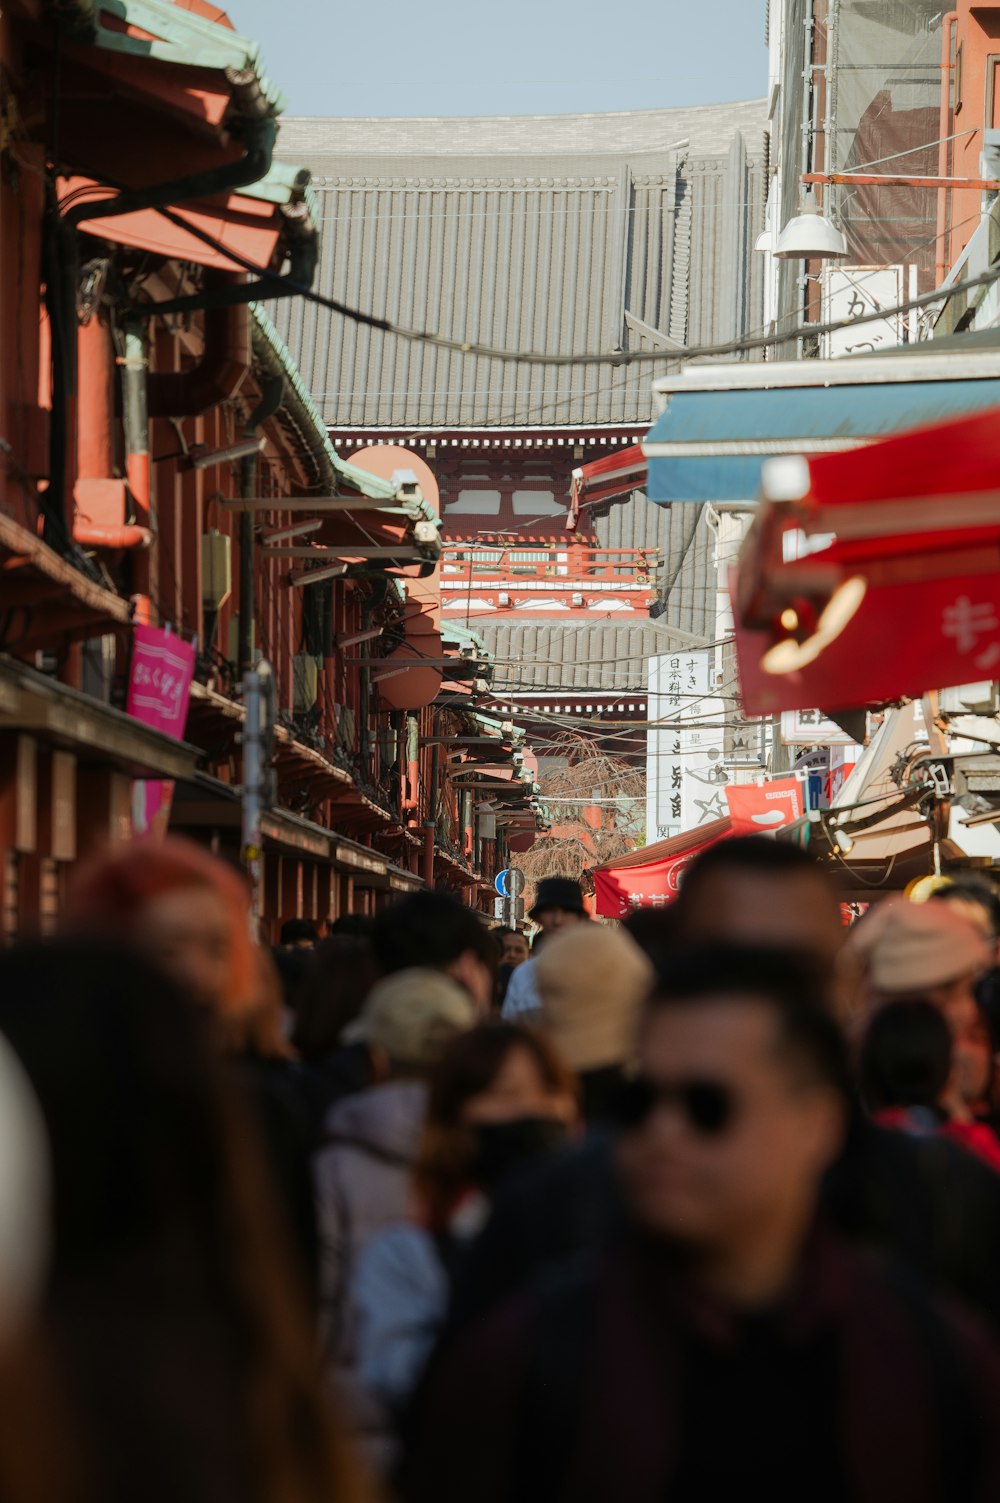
[642,346,1000,504]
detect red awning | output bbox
[568,445,647,529]
[733,405,1000,716]
[592,818,731,917]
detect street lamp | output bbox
[773,194,848,261]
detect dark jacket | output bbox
[229,1056,319,1299]
[406,1231,1000,1503]
[447,1114,1000,1336]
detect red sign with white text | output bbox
[732,570,1000,716]
[725,778,804,834]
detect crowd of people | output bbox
[1,834,1000,1499]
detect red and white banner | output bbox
[126,625,196,837]
[733,570,1000,716]
[725,778,803,834]
[593,820,730,917]
[732,405,1000,716]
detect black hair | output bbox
[649,944,851,1099]
[327,913,375,940]
[675,835,839,910]
[292,935,380,1060]
[279,918,318,946]
[858,999,952,1114]
[0,941,224,1264]
[0,940,367,1503]
[270,945,313,1010]
[622,905,679,975]
[936,879,1000,939]
[373,891,497,975]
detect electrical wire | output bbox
[141,197,1000,370]
[832,127,978,177]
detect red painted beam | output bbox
[803,172,1000,191]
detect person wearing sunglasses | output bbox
[405,947,1000,1503]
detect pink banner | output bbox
[126,626,196,838]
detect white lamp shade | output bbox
[774,209,848,260]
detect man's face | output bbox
[617,998,845,1254]
[537,907,586,935]
[501,932,530,968]
[679,870,844,965]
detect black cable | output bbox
[131,198,1000,369]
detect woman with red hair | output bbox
[66,838,321,1294]
[65,837,256,1016]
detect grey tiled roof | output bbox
[270,103,767,430]
[478,619,708,695]
[277,100,768,158]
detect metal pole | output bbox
[238,456,256,677]
[123,316,152,612]
[241,657,273,926]
[423,741,440,886]
[239,375,283,678]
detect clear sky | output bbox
[230,0,768,118]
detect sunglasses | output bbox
[613,1075,738,1137]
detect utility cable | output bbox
[140,197,1000,370]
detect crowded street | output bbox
[3,0,1000,1497]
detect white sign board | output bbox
[822,265,906,359]
[647,651,724,841]
[781,708,862,747]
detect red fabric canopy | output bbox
[593,818,731,917]
[733,405,1000,716]
[568,445,647,528]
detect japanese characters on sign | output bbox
[725,778,804,834]
[732,571,1000,716]
[821,265,908,359]
[647,651,720,841]
[780,708,861,747]
[126,625,196,838]
[592,830,726,919]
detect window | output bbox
[450,489,502,515]
[512,489,564,517]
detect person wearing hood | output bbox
[313,970,477,1420]
[352,1023,578,1429]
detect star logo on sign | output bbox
[694,793,726,823]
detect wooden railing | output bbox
[441,543,659,583]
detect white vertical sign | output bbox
[647,651,719,841]
[681,657,727,831]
